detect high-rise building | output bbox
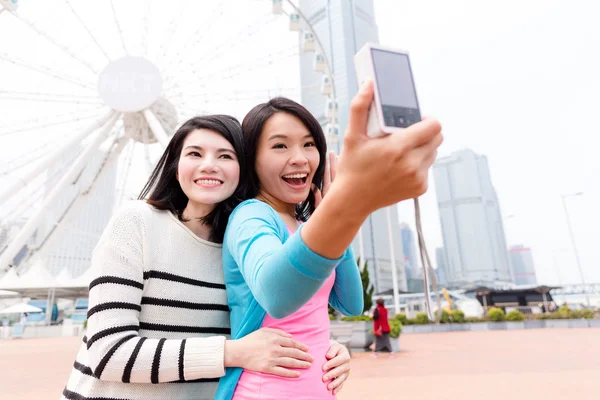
[435,247,448,286]
[298,0,406,294]
[433,149,512,288]
[509,245,537,286]
[400,223,419,279]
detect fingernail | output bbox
[360,79,372,92]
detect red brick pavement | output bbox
[0,329,597,400]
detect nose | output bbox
[198,154,219,173]
[289,146,309,166]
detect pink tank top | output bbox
[232,227,336,400]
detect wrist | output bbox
[320,181,371,222]
[224,339,244,368]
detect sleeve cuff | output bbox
[183,336,226,380]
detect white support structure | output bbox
[0,112,120,271]
[142,108,170,149]
[0,111,114,205]
[24,133,128,268]
[386,207,401,315]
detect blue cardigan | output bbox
[214,199,363,399]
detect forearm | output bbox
[301,182,368,259]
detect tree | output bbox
[358,257,374,313]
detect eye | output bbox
[188,151,201,157]
[304,141,316,147]
[272,143,287,149]
[219,154,234,160]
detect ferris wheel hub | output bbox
[98,56,162,113]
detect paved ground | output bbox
[0,329,598,400]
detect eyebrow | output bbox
[184,145,236,154]
[268,133,313,141]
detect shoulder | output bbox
[228,199,279,223]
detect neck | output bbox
[256,191,296,221]
[181,201,215,241]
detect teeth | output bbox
[283,173,308,179]
[196,179,222,185]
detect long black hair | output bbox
[241,97,327,221]
[138,115,246,243]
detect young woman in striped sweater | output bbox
[61,114,353,400]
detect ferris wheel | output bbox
[0,0,338,273]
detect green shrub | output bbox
[570,309,595,319]
[451,309,466,323]
[465,317,486,323]
[487,308,505,322]
[341,315,372,322]
[389,319,402,338]
[329,313,337,321]
[394,313,408,325]
[414,312,430,325]
[83,319,87,329]
[506,310,525,321]
[435,309,450,323]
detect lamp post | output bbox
[560,192,590,307]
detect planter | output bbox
[524,320,545,329]
[402,325,415,334]
[450,323,470,332]
[588,319,600,328]
[430,324,452,333]
[505,321,525,330]
[568,319,590,329]
[390,336,400,352]
[544,320,569,329]
[343,321,373,349]
[412,324,433,334]
[468,322,489,331]
[488,322,507,330]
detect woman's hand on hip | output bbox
[322,340,351,394]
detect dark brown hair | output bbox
[241,97,327,221]
[138,115,246,243]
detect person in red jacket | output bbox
[371,298,393,357]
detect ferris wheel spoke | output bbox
[6,9,99,75]
[153,0,192,68]
[0,111,108,137]
[0,53,97,91]
[64,0,112,63]
[109,0,128,56]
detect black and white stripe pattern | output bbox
[62,201,230,400]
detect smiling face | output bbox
[254,112,321,210]
[177,128,240,212]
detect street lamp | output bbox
[560,192,590,307]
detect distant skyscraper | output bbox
[400,223,419,279]
[435,247,448,286]
[299,0,406,294]
[433,149,512,288]
[509,245,537,286]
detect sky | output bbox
[0,0,598,286]
[374,0,600,285]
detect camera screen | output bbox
[371,48,420,128]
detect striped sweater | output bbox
[62,201,230,400]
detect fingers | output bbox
[269,366,301,378]
[329,151,337,183]
[323,152,331,190]
[312,184,323,208]
[392,118,442,150]
[331,372,349,395]
[277,336,310,352]
[275,356,312,370]
[345,80,374,142]
[279,346,314,363]
[259,327,292,338]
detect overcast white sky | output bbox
[374,0,600,285]
[0,0,598,286]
